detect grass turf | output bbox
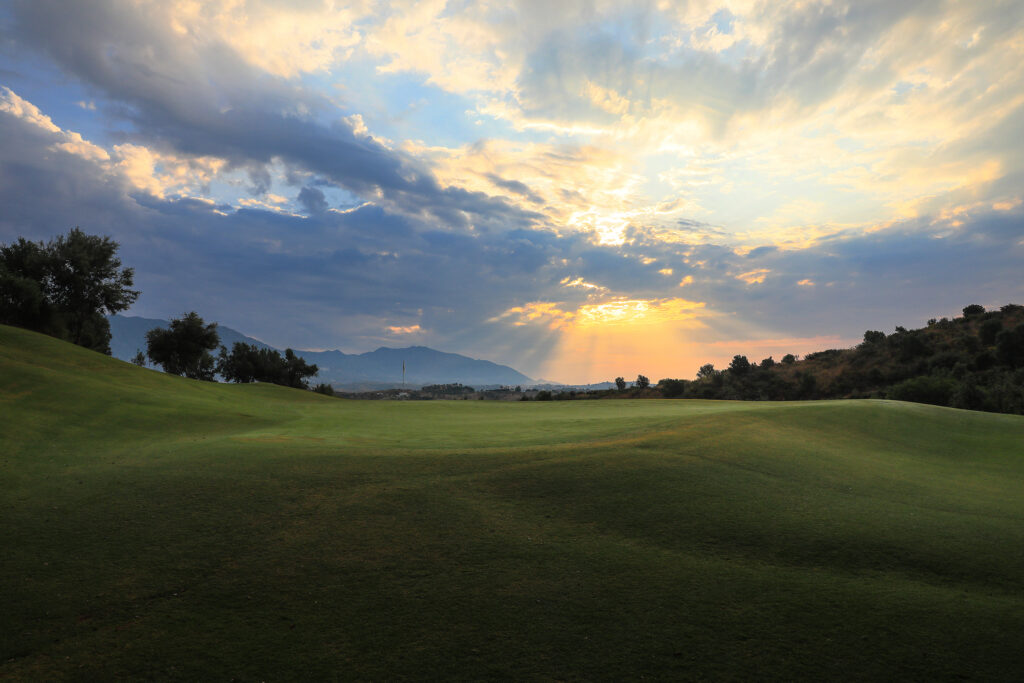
[3,323,1024,680]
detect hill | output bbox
[108,314,534,388]
[3,324,1024,679]
[651,303,1024,414]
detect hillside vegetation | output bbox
[3,324,1024,680]
[648,304,1024,414]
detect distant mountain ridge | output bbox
[108,315,534,389]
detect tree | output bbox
[131,349,146,367]
[962,304,985,318]
[657,378,687,397]
[781,354,796,365]
[283,348,318,389]
[0,228,138,353]
[996,324,1024,368]
[217,342,319,388]
[862,330,886,345]
[696,363,716,379]
[146,312,220,381]
[615,376,626,391]
[760,356,775,369]
[635,374,650,389]
[729,355,751,376]
[889,376,957,407]
[313,383,334,396]
[979,318,1002,346]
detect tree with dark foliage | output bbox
[635,374,650,389]
[696,363,716,378]
[729,355,751,376]
[862,330,886,345]
[217,342,319,388]
[615,376,626,391]
[0,228,138,353]
[283,349,318,389]
[996,324,1024,368]
[146,312,220,381]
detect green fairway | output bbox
[3,323,1024,680]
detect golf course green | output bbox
[3,322,1024,680]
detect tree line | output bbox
[610,304,1024,415]
[1,228,328,393]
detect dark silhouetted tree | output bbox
[862,330,886,345]
[979,318,1002,346]
[889,376,957,406]
[781,354,796,364]
[218,342,318,388]
[146,312,220,381]
[729,355,751,376]
[657,378,687,397]
[131,349,146,367]
[635,374,650,389]
[615,376,626,391]
[996,324,1024,368]
[283,349,318,389]
[696,363,716,379]
[0,228,139,353]
[962,304,985,318]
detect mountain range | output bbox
[108,315,535,390]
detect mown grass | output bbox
[3,323,1024,680]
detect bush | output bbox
[979,318,1002,346]
[657,378,687,398]
[996,324,1024,368]
[888,376,957,407]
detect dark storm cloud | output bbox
[297,186,328,215]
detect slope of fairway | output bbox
[3,323,1024,680]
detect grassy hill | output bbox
[3,323,1024,680]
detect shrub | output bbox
[888,376,957,407]
[979,318,1002,346]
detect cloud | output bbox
[735,268,770,284]
[3,1,1024,383]
[387,324,421,335]
[297,186,328,215]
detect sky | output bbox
[1,0,1023,384]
